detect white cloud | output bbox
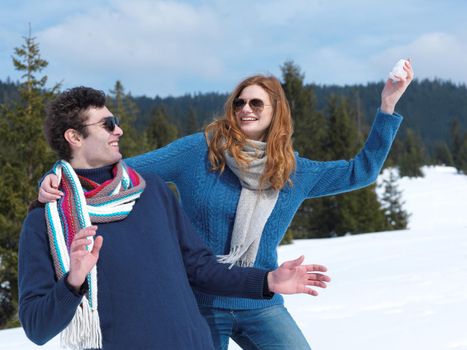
[370,31,467,83]
[36,0,227,95]
[297,47,376,85]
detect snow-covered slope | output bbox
[2,166,466,350]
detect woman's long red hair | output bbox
[205,75,295,190]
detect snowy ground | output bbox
[1,166,466,350]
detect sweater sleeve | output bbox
[37,134,204,196]
[18,209,83,345]
[299,109,403,198]
[124,133,205,182]
[161,182,271,299]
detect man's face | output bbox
[75,106,123,168]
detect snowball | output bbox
[388,59,408,82]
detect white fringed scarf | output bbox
[218,140,279,268]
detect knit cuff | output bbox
[244,268,273,299]
[263,272,275,299]
[63,273,89,297]
[376,107,404,121]
[56,276,86,304]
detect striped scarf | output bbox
[45,160,145,350]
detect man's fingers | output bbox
[304,287,318,296]
[305,272,331,282]
[72,250,90,258]
[91,236,103,257]
[76,226,98,238]
[70,227,98,251]
[304,280,327,289]
[70,234,102,260]
[305,264,328,273]
[71,238,93,253]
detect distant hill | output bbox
[2,78,466,152]
[310,79,467,150]
[132,92,227,133]
[132,79,467,152]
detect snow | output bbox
[1,166,466,350]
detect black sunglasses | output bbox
[83,116,120,133]
[233,98,272,113]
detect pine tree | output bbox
[385,136,404,168]
[281,64,388,238]
[455,135,467,174]
[325,95,362,159]
[399,128,425,178]
[144,106,179,150]
[450,119,467,173]
[304,96,362,237]
[337,186,388,234]
[433,141,454,166]
[0,29,56,328]
[185,106,200,134]
[295,96,389,237]
[107,81,144,157]
[379,169,409,230]
[318,97,387,236]
[450,119,462,165]
[281,61,327,160]
[280,61,327,240]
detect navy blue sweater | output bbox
[18,167,269,349]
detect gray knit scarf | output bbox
[218,140,280,268]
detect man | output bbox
[18,87,330,349]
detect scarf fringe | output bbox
[217,245,254,269]
[60,302,102,350]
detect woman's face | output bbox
[234,84,273,141]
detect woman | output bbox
[40,61,413,349]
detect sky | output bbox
[2,165,466,349]
[1,0,467,97]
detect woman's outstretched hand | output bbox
[381,59,414,115]
[267,256,331,296]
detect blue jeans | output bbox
[199,305,311,350]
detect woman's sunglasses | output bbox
[83,116,120,133]
[233,98,272,113]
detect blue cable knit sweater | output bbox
[19,166,269,349]
[127,109,403,310]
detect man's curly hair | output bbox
[45,86,106,160]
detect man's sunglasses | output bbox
[233,98,272,113]
[83,116,120,133]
